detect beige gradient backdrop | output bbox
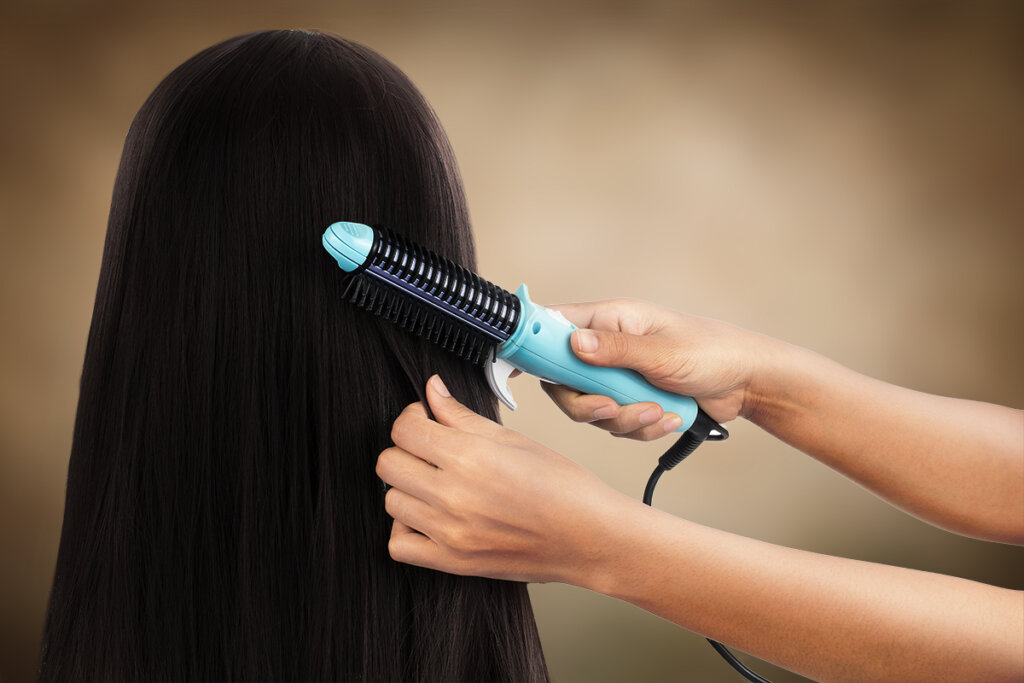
[1,2,1022,682]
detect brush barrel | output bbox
[323,221,521,365]
[497,284,698,432]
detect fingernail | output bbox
[575,329,598,353]
[663,415,683,433]
[431,375,450,397]
[638,407,661,426]
[593,405,618,420]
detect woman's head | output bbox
[42,30,546,681]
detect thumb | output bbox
[570,328,675,379]
[425,375,506,440]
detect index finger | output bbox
[547,301,602,329]
[549,299,656,336]
[387,519,443,570]
[390,401,477,469]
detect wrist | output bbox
[742,337,860,447]
[741,336,817,427]
[572,493,664,599]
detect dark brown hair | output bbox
[40,30,547,682]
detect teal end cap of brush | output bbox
[323,221,375,272]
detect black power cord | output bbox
[643,410,772,683]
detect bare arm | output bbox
[747,341,1023,543]
[544,299,1024,543]
[377,378,1024,683]
[593,498,1023,683]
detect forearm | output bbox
[582,499,1024,683]
[745,341,1024,543]
[381,378,1023,681]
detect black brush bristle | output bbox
[341,228,521,366]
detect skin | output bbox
[376,298,1024,683]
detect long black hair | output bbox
[40,30,548,682]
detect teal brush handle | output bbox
[497,284,698,432]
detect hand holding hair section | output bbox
[377,375,637,587]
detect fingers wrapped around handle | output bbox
[539,381,684,440]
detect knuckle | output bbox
[375,447,397,478]
[390,413,408,446]
[449,400,473,421]
[567,403,591,422]
[383,487,400,515]
[608,297,644,321]
[608,332,632,358]
[636,429,661,442]
[552,399,574,419]
[392,409,431,451]
[442,487,468,513]
[443,525,483,556]
[646,350,681,381]
[440,524,467,551]
[606,423,638,440]
[543,385,581,418]
[609,297,635,310]
[387,535,405,561]
[602,415,630,433]
[544,389,577,417]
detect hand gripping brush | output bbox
[321,221,774,683]
[321,221,727,445]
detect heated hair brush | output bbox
[321,221,726,442]
[321,221,778,683]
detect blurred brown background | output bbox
[1,1,1022,681]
